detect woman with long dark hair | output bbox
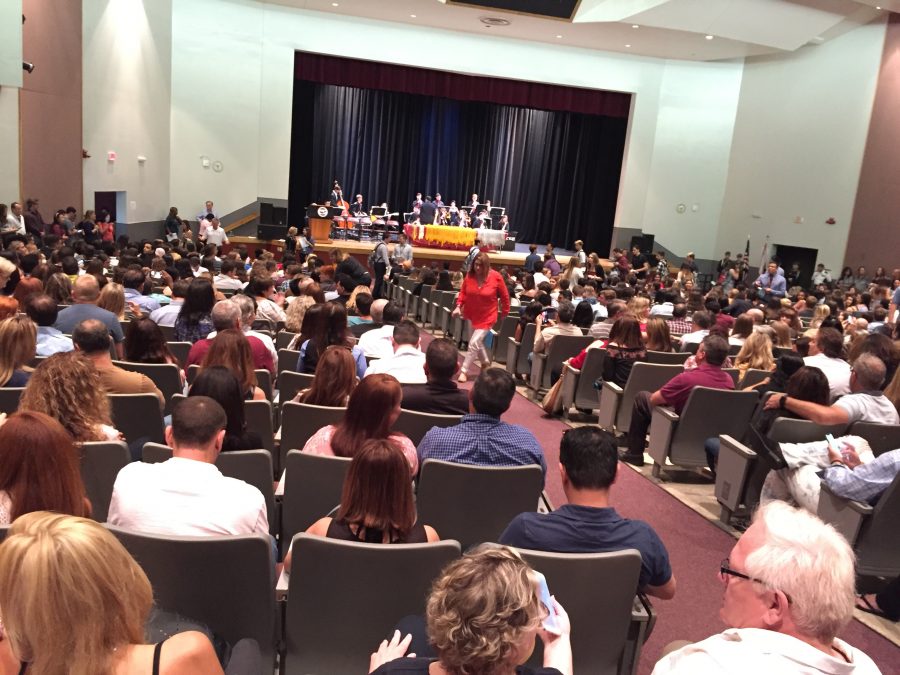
[294,345,358,407]
[199,329,265,400]
[295,301,366,379]
[453,252,510,382]
[174,277,215,343]
[125,317,181,367]
[189,366,263,451]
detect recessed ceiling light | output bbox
[331,2,338,6]
[705,34,714,40]
[410,14,417,18]
[876,5,882,9]
[632,24,639,29]
[625,44,631,48]
[555,34,563,39]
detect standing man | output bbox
[630,244,650,279]
[434,193,444,208]
[419,196,437,226]
[2,201,26,243]
[524,245,541,273]
[574,240,587,265]
[23,198,46,238]
[391,232,413,279]
[371,231,391,300]
[201,217,229,248]
[754,261,787,300]
[197,200,217,239]
[811,263,832,287]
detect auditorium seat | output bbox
[740,368,771,389]
[393,409,462,446]
[597,363,684,434]
[109,393,166,446]
[848,421,900,457]
[528,334,593,395]
[166,341,191,367]
[282,534,460,675]
[645,350,690,365]
[0,387,24,415]
[491,315,519,365]
[278,371,315,406]
[80,440,130,522]
[280,450,351,552]
[561,347,607,417]
[113,361,182,415]
[278,402,347,472]
[415,459,544,551]
[506,322,536,379]
[275,330,298,351]
[277,348,302,379]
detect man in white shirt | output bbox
[197,200,217,238]
[532,262,550,287]
[108,396,269,537]
[213,260,245,291]
[150,279,189,327]
[803,328,851,400]
[653,501,880,675]
[678,310,712,352]
[202,217,229,247]
[365,320,426,384]
[3,201,26,236]
[810,263,832,287]
[358,301,405,360]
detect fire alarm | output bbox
[107,151,117,162]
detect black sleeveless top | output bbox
[17,640,167,675]
[326,519,428,544]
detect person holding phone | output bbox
[368,545,572,675]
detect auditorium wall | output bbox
[0,0,23,201]
[716,22,885,274]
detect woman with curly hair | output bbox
[284,281,322,333]
[19,351,121,442]
[368,545,572,675]
[734,330,775,383]
[44,271,73,305]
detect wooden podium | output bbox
[308,217,332,242]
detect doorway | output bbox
[94,191,127,239]
[773,244,818,289]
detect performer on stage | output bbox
[412,192,423,210]
[419,195,437,225]
[468,194,479,211]
[434,193,444,208]
[496,214,509,231]
[437,207,450,225]
[449,201,460,226]
[459,208,472,228]
[330,181,344,206]
[350,194,367,218]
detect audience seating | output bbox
[681,342,700,355]
[158,324,175,341]
[416,459,544,551]
[107,527,277,669]
[254,369,273,401]
[519,548,649,675]
[715,417,848,525]
[280,451,352,552]
[277,348,302,379]
[275,330,297,351]
[648,388,759,479]
[431,290,458,335]
[166,341,191,367]
[506,322,537,379]
[597,363,684,434]
[109,394,166,445]
[80,440,130,522]
[216,450,278,536]
[561,347,607,417]
[113,361,183,415]
[740,368,771,389]
[848,422,900,456]
[491,315,519,365]
[645,350,690,365]
[277,371,315,407]
[244,399,276,454]
[528,334,593,394]
[0,387,24,415]
[393,409,462,446]
[818,472,900,581]
[279,402,347,471]
[283,533,461,675]
[141,442,173,464]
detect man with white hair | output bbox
[653,502,880,674]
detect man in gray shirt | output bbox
[55,275,125,357]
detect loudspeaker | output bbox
[259,202,274,225]
[272,207,287,227]
[630,234,655,254]
[502,232,517,251]
[258,224,288,241]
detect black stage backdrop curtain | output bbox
[290,72,628,254]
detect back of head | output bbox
[25,293,58,327]
[188,366,246,438]
[72,274,100,303]
[369,299,388,323]
[211,299,241,332]
[556,300,575,324]
[426,545,541,675]
[692,310,713,330]
[472,368,515,417]
[852,352,887,391]
[382,301,403,326]
[170,396,227,450]
[300,345,358,407]
[785,366,830,405]
[0,511,152,674]
[608,315,643,348]
[815,327,844,359]
[392,319,419,347]
[122,268,145,291]
[671,303,687,319]
[745,502,855,643]
[355,292,374,316]
[426,338,459,382]
[333,374,402,458]
[72,318,111,355]
[560,427,618,491]
[700,334,729,366]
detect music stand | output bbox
[490,206,505,219]
[370,206,387,218]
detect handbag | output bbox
[541,373,565,415]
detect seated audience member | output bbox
[600,315,646,388]
[294,345,358,406]
[0,411,91,524]
[515,301,543,342]
[19,352,121,442]
[858,576,900,622]
[765,353,899,426]
[351,296,384,338]
[122,267,160,313]
[500,427,675,599]
[297,301,367,378]
[108,397,268,536]
[803,327,851,400]
[728,314,754,346]
[365,319,427,384]
[284,280,321,333]
[44,272,73,306]
[199,329,266,401]
[216,293,278,364]
[149,278,189,327]
[358,301,404,359]
[188,366,263,452]
[589,299,627,341]
[622,335,734,466]
[645,316,673,352]
[247,275,286,325]
[124,317,183,374]
[571,299,595,329]
[26,293,74,356]
[733,331,775,383]
[348,291,374,326]
[0,296,18,321]
[677,310,712,351]
[174,277,216,343]
[652,502,879,674]
[302,373,418,474]
[213,259,244,291]
[307,439,439,545]
[333,272,356,306]
[0,316,35,387]
[98,282,128,320]
[533,301,582,354]
[761,433,900,513]
[367,546,572,675]
[186,300,274,373]
[72,319,164,409]
[417,368,547,479]
[665,303,693,336]
[0,512,226,675]
[55,274,125,356]
[749,352,805,396]
[401,338,469,415]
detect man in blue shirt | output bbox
[122,268,161,314]
[55,275,125,358]
[417,368,547,480]
[524,244,541,273]
[26,294,74,356]
[753,261,787,299]
[499,427,676,599]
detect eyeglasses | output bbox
[719,558,792,604]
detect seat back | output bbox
[284,534,461,675]
[645,350,689,365]
[508,322,536,377]
[393,409,462,446]
[107,527,276,668]
[416,460,544,551]
[80,441,130,522]
[849,422,900,457]
[277,371,315,407]
[668,388,759,467]
[279,402,347,470]
[109,394,165,445]
[740,368,771,389]
[492,315,519,364]
[277,349,302,378]
[166,341,191,367]
[216,450,277,536]
[275,330,298,351]
[113,361,182,415]
[158,324,175,341]
[281,451,352,547]
[141,442,173,463]
[520,548,642,675]
[856,473,900,577]
[573,347,607,410]
[254,369,273,400]
[616,363,684,430]
[0,387,24,414]
[769,417,848,444]
[244,399,275,453]
[538,334,593,389]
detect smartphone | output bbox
[533,571,560,634]
[825,433,836,446]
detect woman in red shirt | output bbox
[452,252,510,382]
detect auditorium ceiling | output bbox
[265,0,890,61]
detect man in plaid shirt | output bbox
[665,303,693,335]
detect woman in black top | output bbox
[601,315,646,387]
[331,248,372,288]
[188,366,263,451]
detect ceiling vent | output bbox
[480,17,511,26]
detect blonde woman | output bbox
[808,303,831,331]
[98,281,127,320]
[0,512,224,674]
[0,316,35,387]
[19,351,121,442]
[770,320,793,349]
[627,296,651,330]
[734,330,775,383]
